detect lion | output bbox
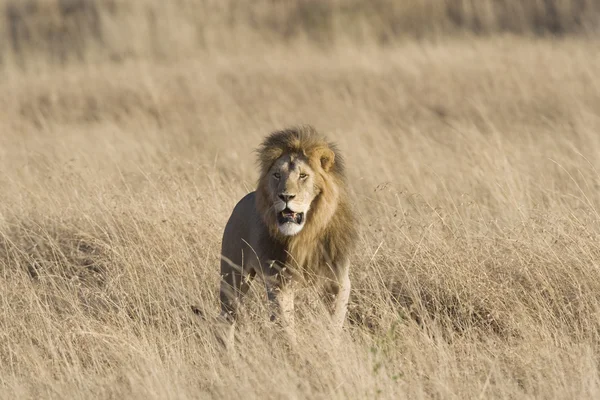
[218,125,358,343]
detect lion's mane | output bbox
[254,125,357,281]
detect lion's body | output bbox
[219,126,358,342]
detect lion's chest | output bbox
[259,231,337,283]
[282,242,335,282]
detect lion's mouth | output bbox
[277,208,304,225]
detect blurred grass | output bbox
[2,0,599,67]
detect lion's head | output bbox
[255,125,346,239]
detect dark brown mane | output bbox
[256,125,346,183]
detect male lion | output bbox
[219,125,357,342]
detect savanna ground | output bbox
[2,0,600,398]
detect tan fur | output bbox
[219,125,358,344]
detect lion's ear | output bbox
[317,147,335,172]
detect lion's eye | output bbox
[299,173,308,179]
[273,172,281,179]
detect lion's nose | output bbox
[279,194,295,202]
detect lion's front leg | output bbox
[267,284,296,345]
[325,260,351,334]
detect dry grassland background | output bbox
[2,0,600,398]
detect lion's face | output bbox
[267,154,319,236]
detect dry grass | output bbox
[2,1,600,399]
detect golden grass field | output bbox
[2,0,600,398]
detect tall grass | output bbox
[1,1,600,399]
